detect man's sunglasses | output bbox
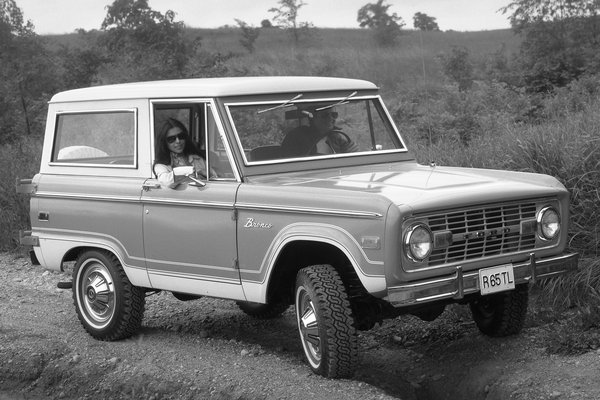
[166,133,186,144]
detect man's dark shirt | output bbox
[281,126,358,157]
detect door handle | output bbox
[142,182,161,191]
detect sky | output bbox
[17,0,512,35]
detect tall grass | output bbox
[404,78,600,311]
[193,28,519,93]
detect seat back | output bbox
[249,145,281,161]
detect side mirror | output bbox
[187,174,206,187]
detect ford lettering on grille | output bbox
[427,202,537,266]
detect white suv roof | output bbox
[50,76,379,103]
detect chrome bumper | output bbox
[386,252,579,306]
[19,230,39,246]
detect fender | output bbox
[241,222,387,303]
[32,227,151,288]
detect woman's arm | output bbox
[154,163,189,188]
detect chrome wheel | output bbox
[73,250,145,341]
[78,259,115,329]
[296,286,321,368]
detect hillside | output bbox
[43,27,520,93]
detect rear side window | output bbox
[52,110,136,166]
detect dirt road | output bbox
[1,252,599,400]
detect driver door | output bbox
[141,101,243,299]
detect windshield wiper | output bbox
[315,91,358,111]
[257,94,303,114]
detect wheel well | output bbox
[61,246,111,269]
[266,240,361,305]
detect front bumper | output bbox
[386,252,579,306]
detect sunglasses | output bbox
[316,111,338,119]
[166,132,186,144]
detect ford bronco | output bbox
[18,77,578,378]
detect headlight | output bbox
[404,223,433,261]
[537,206,560,240]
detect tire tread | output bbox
[297,264,359,378]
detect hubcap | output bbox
[296,287,321,367]
[78,259,115,329]
[87,287,96,301]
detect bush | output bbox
[0,137,42,251]
[438,46,474,92]
[506,98,600,256]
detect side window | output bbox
[52,110,136,166]
[152,103,235,180]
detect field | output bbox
[194,28,520,89]
[2,27,599,335]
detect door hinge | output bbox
[232,208,238,221]
[232,258,239,269]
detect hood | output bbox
[249,162,566,212]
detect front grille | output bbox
[427,202,537,266]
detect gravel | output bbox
[1,252,599,400]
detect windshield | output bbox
[227,96,405,164]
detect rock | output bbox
[410,381,421,389]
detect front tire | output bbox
[295,265,359,378]
[469,283,529,337]
[73,250,145,341]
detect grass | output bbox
[187,27,520,94]
[407,85,600,338]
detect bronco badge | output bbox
[244,217,273,229]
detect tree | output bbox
[502,0,600,92]
[0,0,57,141]
[413,12,439,31]
[439,46,474,92]
[269,0,312,45]
[235,19,260,53]
[0,0,33,36]
[100,0,192,81]
[357,0,405,46]
[57,45,105,89]
[261,19,273,28]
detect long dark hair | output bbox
[154,118,201,167]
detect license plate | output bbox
[478,264,515,295]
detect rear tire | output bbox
[73,250,145,341]
[295,264,359,378]
[470,283,529,337]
